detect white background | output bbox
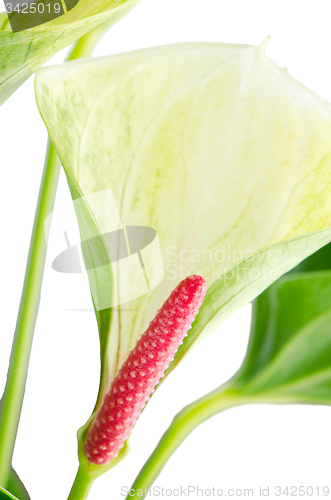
[2,1,331,499]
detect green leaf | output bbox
[291,239,331,273]
[0,0,139,106]
[233,271,331,403]
[35,42,331,462]
[0,486,19,500]
[239,271,331,383]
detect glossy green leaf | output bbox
[291,239,331,273]
[0,0,139,106]
[35,42,331,467]
[234,271,331,403]
[0,486,19,500]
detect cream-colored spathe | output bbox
[36,41,331,405]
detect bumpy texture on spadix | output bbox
[84,275,207,464]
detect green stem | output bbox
[67,4,138,60]
[0,19,117,489]
[0,140,60,485]
[127,387,244,499]
[67,467,95,500]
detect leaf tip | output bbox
[259,36,271,53]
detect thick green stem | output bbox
[0,19,118,489]
[0,141,60,485]
[127,387,244,499]
[67,467,95,500]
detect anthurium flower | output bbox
[35,41,331,475]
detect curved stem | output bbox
[0,20,116,489]
[127,387,244,499]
